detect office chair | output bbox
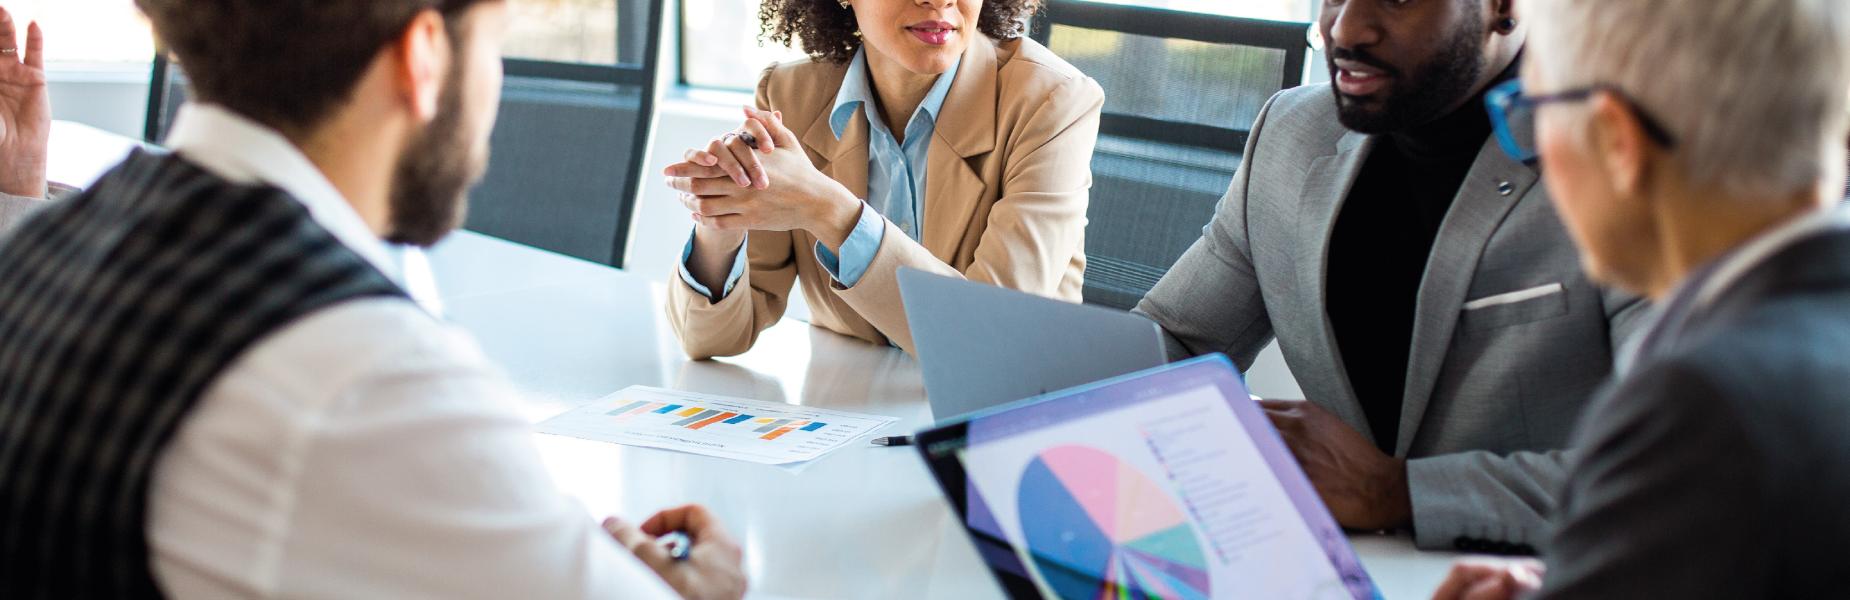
[468,0,665,267]
[1031,1,1310,310]
[142,0,666,268]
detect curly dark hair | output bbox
[758,0,1042,64]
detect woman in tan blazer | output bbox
[662,0,1103,359]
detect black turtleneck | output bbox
[1326,64,1516,455]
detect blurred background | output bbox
[14,0,1317,398]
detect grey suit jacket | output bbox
[1538,222,1850,598]
[0,182,77,235]
[1134,85,1648,550]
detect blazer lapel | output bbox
[919,35,998,260]
[1300,131,1377,444]
[1395,140,1538,456]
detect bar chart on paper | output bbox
[538,387,898,465]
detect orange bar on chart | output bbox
[761,420,809,440]
[688,412,738,430]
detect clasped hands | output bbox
[664,107,862,251]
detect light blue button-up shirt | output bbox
[680,49,961,299]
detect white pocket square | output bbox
[1463,283,1565,311]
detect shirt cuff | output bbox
[814,202,886,289]
[678,231,749,302]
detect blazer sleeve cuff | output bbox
[678,232,749,302]
[832,219,956,352]
[813,201,885,289]
[1406,453,1550,553]
[665,251,759,359]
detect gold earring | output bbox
[853,30,863,38]
[839,0,850,8]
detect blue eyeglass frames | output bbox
[1485,79,1678,166]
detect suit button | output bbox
[1498,181,1516,196]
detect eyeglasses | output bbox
[1485,79,1677,166]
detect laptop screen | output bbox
[917,355,1379,600]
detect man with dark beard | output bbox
[1133,0,1647,551]
[0,1,745,599]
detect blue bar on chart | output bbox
[723,414,755,424]
[800,422,826,432]
[754,419,793,433]
[606,400,650,416]
[653,404,684,414]
[672,409,721,427]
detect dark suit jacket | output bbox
[1135,84,1648,550]
[1537,220,1850,598]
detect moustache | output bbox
[1328,47,1399,78]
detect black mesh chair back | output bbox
[1031,2,1310,310]
[142,0,666,268]
[469,0,664,267]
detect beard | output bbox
[384,58,488,248]
[1330,22,1486,134]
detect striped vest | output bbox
[0,150,407,598]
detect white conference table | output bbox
[50,119,1459,599]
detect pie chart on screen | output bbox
[1017,445,1211,600]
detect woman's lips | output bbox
[907,23,956,45]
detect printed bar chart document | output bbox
[538,387,898,465]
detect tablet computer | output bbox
[915,355,1379,600]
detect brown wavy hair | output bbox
[759,0,1042,64]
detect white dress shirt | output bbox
[146,105,677,599]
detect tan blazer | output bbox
[666,35,1104,358]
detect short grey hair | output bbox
[1523,0,1850,199]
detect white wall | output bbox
[48,65,149,140]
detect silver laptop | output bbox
[897,268,1167,421]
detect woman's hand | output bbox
[671,107,781,191]
[665,108,780,266]
[0,9,49,199]
[665,108,862,250]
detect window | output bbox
[6,0,638,67]
[680,0,806,90]
[679,0,1314,91]
[505,0,622,64]
[1094,0,1311,22]
[1,0,153,65]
